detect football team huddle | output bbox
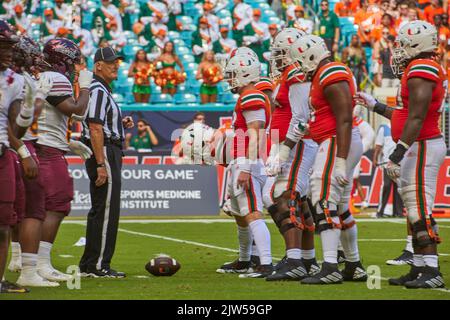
[0,17,446,295]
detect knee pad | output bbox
[269,208,294,234]
[314,200,340,233]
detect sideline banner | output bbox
[69,165,219,216]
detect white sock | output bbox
[21,253,38,278]
[405,235,413,253]
[340,215,360,262]
[10,242,21,261]
[413,254,425,267]
[301,249,315,260]
[37,241,53,268]
[320,217,341,264]
[249,219,272,265]
[286,248,301,260]
[237,226,252,262]
[423,255,438,268]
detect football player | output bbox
[355,21,446,288]
[290,35,367,284]
[220,53,273,278]
[264,28,320,281]
[0,20,31,293]
[17,38,93,285]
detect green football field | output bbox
[2,216,450,300]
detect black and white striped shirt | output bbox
[82,75,124,142]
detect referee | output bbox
[79,47,134,278]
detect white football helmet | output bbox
[229,46,258,60]
[269,28,305,80]
[391,21,438,77]
[289,35,330,77]
[180,122,215,165]
[223,53,261,92]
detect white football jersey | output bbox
[36,71,73,151]
[0,69,25,148]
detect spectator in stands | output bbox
[8,4,30,35]
[371,13,396,42]
[196,50,223,104]
[285,0,298,22]
[192,17,218,63]
[139,0,168,25]
[434,14,450,67]
[91,0,123,44]
[202,1,220,34]
[41,8,63,42]
[212,25,237,63]
[232,0,253,46]
[164,0,182,31]
[54,0,70,25]
[318,0,340,58]
[73,17,95,58]
[387,0,400,20]
[395,1,411,30]
[342,34,367,89]
[380,34,399,88]
[0,0,14,20]
[287,5,314,34]
[355,0,376,47]
[424,0,444,23]
[116,0,135,31]
[334,0,359,17]
[125,119,159,151]
[109,21,126,54]
[263,24,279,61]
[418,0,431,10]
[128,49,154,103]
[154,41,186,95]
[243,9,270,62]
[150,12,169,38]
[442,13,449,28]
[373,123,404,217]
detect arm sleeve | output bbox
[242,109,266,124]
[85,88,107,124]
[286,82,311,142]
[374,126,385,146]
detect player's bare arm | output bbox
[324,81,352,159]
[7,125,38,179]
[53,88,90,117]
[89,121,108,187]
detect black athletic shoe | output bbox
[337,250,346,264]
[341,261,368,282]
[386,250,413,266]
[216,259,252,274]
[0,281,29,293]
[302,258,320,276]
[85,268,126,278]
[388,266,424,286]
[274,255,288,271]
[301,262,343,285]
[404,266,445,289]
[266,258,308,281]
[250,255,260,268]
[239,264,274,278]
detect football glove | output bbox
[69,140,92,160]
[334,157,349,186]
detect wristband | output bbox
[97,163,106,168]
[373,102,387,115]
[16,105,34,128]
[389,140,409,164]
[17,145,31,159]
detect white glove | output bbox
[35,73,53,100]
[292,121,309,141]
[354,92,377,111]
[69,140,93,160]
[78,70,93,89]
[385,160,401,182]
[265,144,290,176]
[334,157,349,186]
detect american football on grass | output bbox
[145,255,181,276]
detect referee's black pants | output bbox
[79,144,122,271]
[377,168,404,217]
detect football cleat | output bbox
[274,255,287,271]
[404,266,445,289]
[38,266,72,282]
[0,281,29,294]
[302,258,320,276]
[341,261,368,282]
[337,250,346,264]
[216,259,252,274]
[388,265,424,286]
[266,258,307,281]
[301,262,343,285]
[239,264,274,278]
[16,274,59,287]
[386,250,413,266]
[7,258,22,273]
[84,268,126,278]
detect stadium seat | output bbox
[123,45,142,60]
[112,93,125,104]
[174,93,198,104]
[176,46,190,56]
[182,54,195,64]
[152,93,174,104]
[221,92,238,105]
[173,39,186,48]
[168,31,181,40]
